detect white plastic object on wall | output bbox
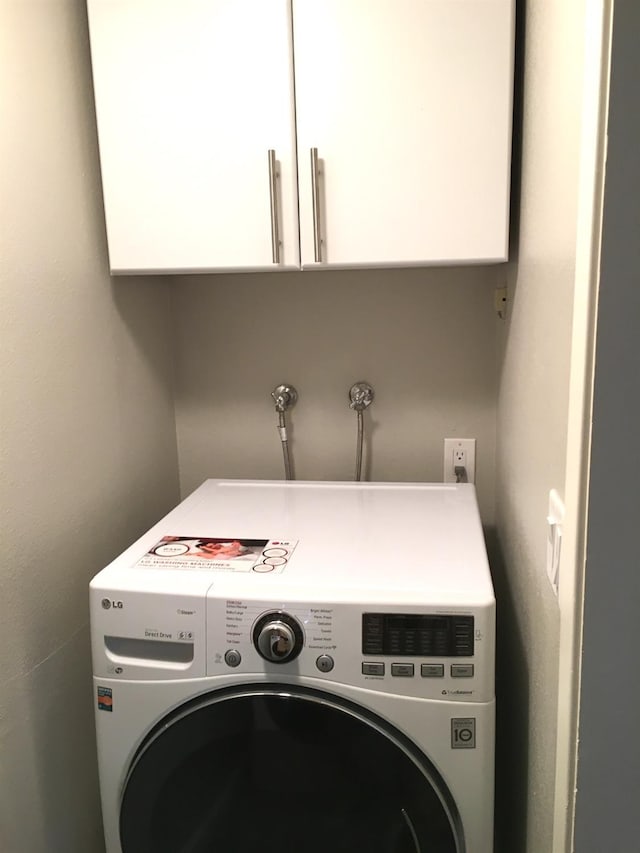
[546,489,566,595]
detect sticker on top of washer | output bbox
[135,537,298,573]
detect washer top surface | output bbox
[93,480,493,606]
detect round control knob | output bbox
[253,611,304,664]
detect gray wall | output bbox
[0,2,180,850]
[171,267,501,524]
[574,1,640,849]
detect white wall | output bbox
[0,2,179,850]
[170,267,502,522]
[493,1,588,850]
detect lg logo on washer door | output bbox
[101,598,124,610]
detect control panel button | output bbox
[224,649,242,668]
[263,547,288,557]
[362,662,385,676]
[264,556,286,566]
[316,654,335,673]
[421,664,445,678]
[451,664,474,678]
[391,663,415,677]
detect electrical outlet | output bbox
[444,438,476,484]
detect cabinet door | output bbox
[87,0,299,273]
[293,0,514,268]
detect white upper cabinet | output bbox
[87,0,300,273]
[294,0,514,268]
[87,0,514,274]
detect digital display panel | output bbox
[362,613,474,657]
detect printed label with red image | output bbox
[97,687,113,712]
[136,537,297,573]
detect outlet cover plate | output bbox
[444,438,476,484]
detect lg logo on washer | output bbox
[101,598,124,610]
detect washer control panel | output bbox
[357,612,485,698]
[205,596,494,702]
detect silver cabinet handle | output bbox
[268,149,281,264]
[310,147,322,262]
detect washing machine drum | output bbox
[120,685,464,853]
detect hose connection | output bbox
[349,382,374,482]
[349,382,375,411]
[271,384,297,481]
[271,384,298,413]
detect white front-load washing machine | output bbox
[90,480,495,853]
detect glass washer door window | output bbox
[120,685,464,853]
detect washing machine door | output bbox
[120,685,464,853]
